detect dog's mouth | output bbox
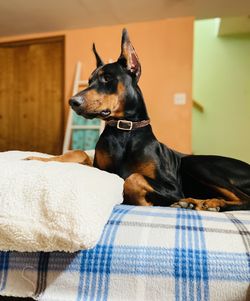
[100,109,111,118]
[73,108,111,119]
[69,97,112,119]
[69,96,112,119]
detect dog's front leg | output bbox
[25,150,92,166]
[123,173,154,206]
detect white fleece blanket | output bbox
[0,151,124,252]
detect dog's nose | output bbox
[69,96,83,107]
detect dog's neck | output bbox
[95,85,156,174]
[104,84,151,132]
[101,86,153,134]
[122,85,149,122]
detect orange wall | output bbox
[0,17,194,153]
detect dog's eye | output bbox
[100,74,112,83]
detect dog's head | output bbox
[69,29,143,120]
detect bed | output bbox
[0,205,249,301]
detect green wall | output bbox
[192,19,250,163]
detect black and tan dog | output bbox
[28,29,250,212]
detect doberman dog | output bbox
[27,29,250,212]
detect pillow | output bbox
[0,151,124,252]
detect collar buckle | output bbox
[117,120,133,131]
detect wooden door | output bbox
[0,37,64,155]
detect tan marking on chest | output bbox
[95,150,112,170]
[134,161,156,179]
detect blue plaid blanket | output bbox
[0,205,250,300]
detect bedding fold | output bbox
[0,151,124,252]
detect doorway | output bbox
[192,19,250,163]
[0,36,64,155]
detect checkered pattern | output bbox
[0,205,250,301]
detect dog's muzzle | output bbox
[69,96,83,108]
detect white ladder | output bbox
[62,61,105,153]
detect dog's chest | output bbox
[94,147,156,180]
[94,130,158,179]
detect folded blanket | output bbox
[0,151,124,252]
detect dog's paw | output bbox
[171,200,195,209]
[23,156,50,162]
[171,198,222,212]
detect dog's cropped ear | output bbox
[118,28,141,81]
[92,43,104,68]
